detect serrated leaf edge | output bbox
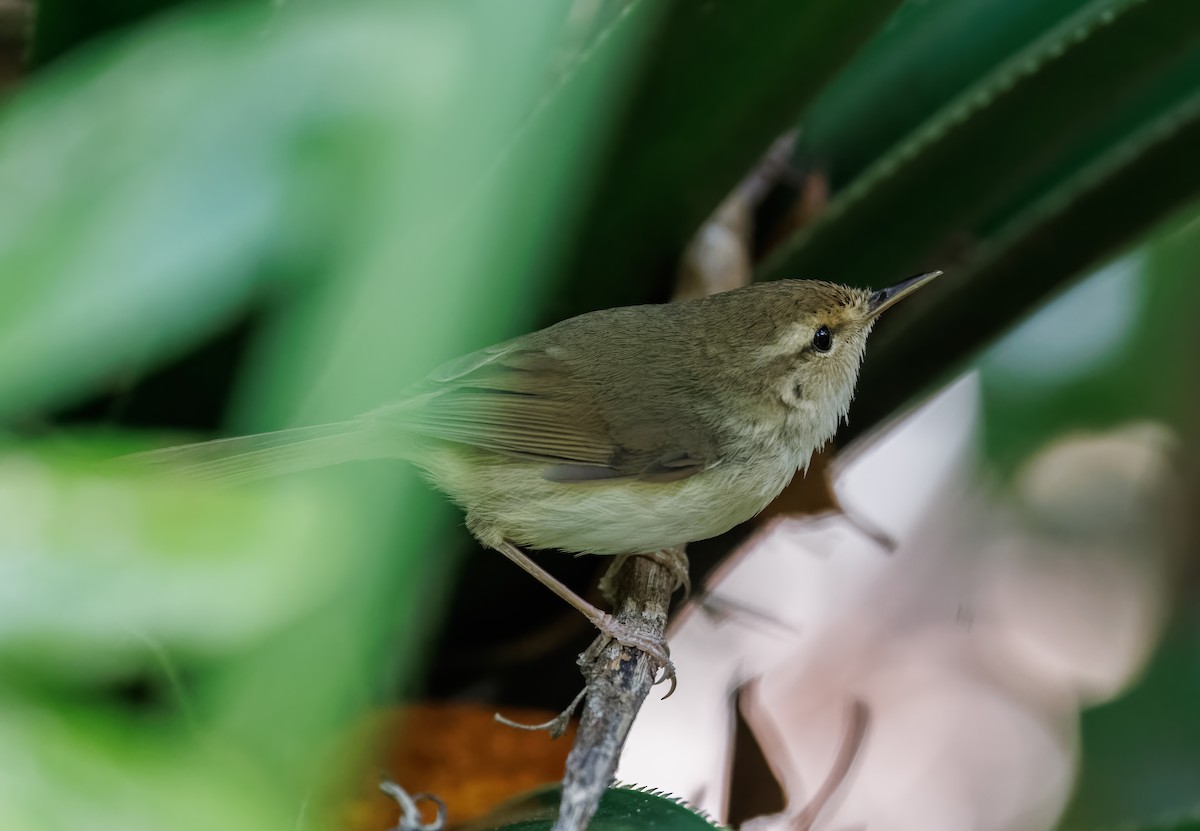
[610,781,731,830]
[969,81,1200,272]
[767,0,1149,271]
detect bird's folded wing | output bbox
[382,343,708,483]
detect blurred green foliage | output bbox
[980,200,1200,830]
[0,451,362,830]
[982,199,1200,467]
[30,0,199,66]
[0,1,661,829]
[1059,612,1200,830]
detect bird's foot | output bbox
[580,615,677,699]
[493,539,679,697]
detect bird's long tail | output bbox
[125,420,377,486]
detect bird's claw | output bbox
[583,614,677,698]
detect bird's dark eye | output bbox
[812,325,833,353]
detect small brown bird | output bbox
[135,271,941,666]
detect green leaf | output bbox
[0,449,353,671]
[0,445,361,831]
[797,0,1095,190]
[555,0,904,316]
[856,91,1200,440]
[759,0,1200,439]
[237,0,668,428]
[0,2,663,830]
[767,0,1200,286]
[974,204,1200,829]
[979,197,1200,466]
[30,0,204,66]
[1054,617,1200,830]
[0,2,379,417]
[1115,821,1200,831]
[460,785,725,831]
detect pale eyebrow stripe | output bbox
[755,322,813,359]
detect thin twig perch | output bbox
[552,555,677,831]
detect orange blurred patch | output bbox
[344,703,576,831]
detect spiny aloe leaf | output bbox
[554,0,903,316]
[758,0,1200,438]
[852,86,1200,437]
[764,0,1200,288]
[459,784,725,831]
[796,0,1095,190]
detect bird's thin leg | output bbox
[495,540,672,674]
[596,554,631,606]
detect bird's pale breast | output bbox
[421,446,805,555]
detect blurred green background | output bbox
[0,1,1196,829]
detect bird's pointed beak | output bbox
[867,270,943,319]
